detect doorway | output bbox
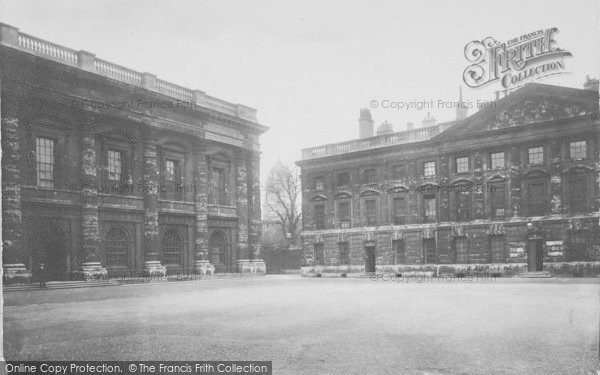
[32,222,67,281]
[365,246,376,273]
[527,239,544,272]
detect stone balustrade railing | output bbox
[301,123,451,160]
[0,23,258,123]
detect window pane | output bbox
[314,243,324,265]
[211,167,226,204]
[456,190,471,221]
[314,176,324,190]
[392,196,406,225]
[106,228,128,267]
[491,185,506,218]
[314,205,325,229]
[339,242,350,265]
[490,237,505,263]
[107,150,122,182]
[528,147,544,165]
[569,174,587,213]
[337,201,350,228]
[393,240,405,264]
[36,137,55,187]
[423,194,436,222]
[423,161,435,176]
[162,230,183,265]
[456,157,469,173]
[365,199,378,226]
[490,152,505,169]
[569,141,586,159]
[336,172,349,187]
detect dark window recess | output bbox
[337,201,350,229]
[314,205,325,230]
[423,194,436,223]
[105,228,128,267]
[392,196,407,225]
[393,239,405,264]
[314,176,325,190]
[162,230,183,265]
[336,172,349,187]
[490,184,506,219]
[456,190,471,222]
[210,167,227,205]
[391,165,405,180]
[568,174,587,214]
[454,238,468,263]
[489,236,506,263]
[527,181,546,216]
[365,199,378,226]
[423,238,437,263]
[364,169,377,184]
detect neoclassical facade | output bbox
[297,81,600,277]
[1,24,267,283]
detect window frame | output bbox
[35,136,56,188]
[455,156,469,174]
[568,140,587,160]
[489,151,506,170]
[527,146,544,165]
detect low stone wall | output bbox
[301,262,600,277]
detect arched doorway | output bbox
[32,221,67,281]
[209,231,229,273]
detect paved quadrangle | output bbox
[4,276,599,374]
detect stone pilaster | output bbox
[192,139,213,275]
[247,150,264,264]
[508,145,522,219]
[235,148,250,261]
[142,129,165,276]
[79,113,106,279]
[2,95,30,283]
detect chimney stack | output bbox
[583,75,599,92]
[376,121,393,135]
[422,112,436,128]
[456,86,468,121]
[359,108,374,139]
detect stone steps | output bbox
[4,280,121,292]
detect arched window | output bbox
[209,231,227,265]
[162,230,183,265]
[105,228,128,267]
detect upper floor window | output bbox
[569,140,587,160]
[455,189,471,222]
[165,159,182,200]
[314,205,325,230]
[527,146,544,165]
[36,136,55,188]
[313,176,325,190]
[455,157,469,174]
[364,199,378,226]
[210,167,227,205]
[336,172,349,188]
[337,201,351,229]
[490,183,506,219]
[490,152,505,169]
[422,193,437,223]
[526,179,546,216]
[391,164,405,180]
[423,161,436,177]
[107,150,123,182]
[392,195,407,225]
[568,173,587,214]
[364,169,377,184]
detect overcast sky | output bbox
[1,0,598,182]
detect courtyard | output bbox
[3,275,599,374]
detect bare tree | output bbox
[264,161,302,247]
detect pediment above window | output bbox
[309,194,327,202]
[387,185,408,194]
[334,191,352,199]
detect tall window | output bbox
[36,137,55,188]
[527,181,546,216]
[456,157,469,174]
[393,239,405,264]
[364,169,377,184]
[107,150,122,182]
[337,201,350,229]
[423,161,436,177]
[569,140,587,160]
[454,238,469,263]
[165,159,182,200]
[314,205,325,230]
[313,176,325,190]
[105,228,128,267]
[490,152,505,169]
[569,232,589,261]
[339,242,350,265]
[490,184,506,219]
[455,189,471,222]
[568,173,587,213]
[423,194,437,223]
[365,199,378,226]
[210,167,226,205]
[162,230,183,265]
[489,236,506,263]
[392,195,407,225]
[314,243,324,265]
[528,146,544,165]
[336,172,349,188]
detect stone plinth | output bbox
[236,259,266,274]
[142,260,167,277]
[79,262,108,280]
[194,260,215,275]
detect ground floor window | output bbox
[454,238,468,263]
[339,242,350,265]
[162,230,184,265]
[423,238,437,263]
[314,243,324,265]
[105,228,128,267]
[569,232,590,261]
[393,239,405,264]
[489,236,506,263]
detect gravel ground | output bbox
[3,275,599,374]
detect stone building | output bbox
[1,24,267,283]
[297,81,600,277]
